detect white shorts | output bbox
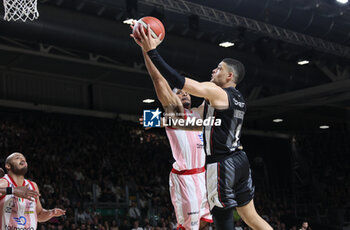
[169,167,212,230]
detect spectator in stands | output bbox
[119,219,130,230]
[131,220,143,230]
[299,221,311,230]
[129,201,141,222]
[77,208,86,223]
[110,220,119,230]
[103,220,110,230]
[281,222,287,230]
[235,219,244,230]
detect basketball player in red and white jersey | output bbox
[0,152,66,229]
[138,46,212,229]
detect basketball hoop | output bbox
[3,0,39,22]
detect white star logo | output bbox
[150,108,162,120]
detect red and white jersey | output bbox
[0,174,37,230]
[165,108,206,171]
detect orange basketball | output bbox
[133,16,165,41]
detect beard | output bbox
[9,163,28,176]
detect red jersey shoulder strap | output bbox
[26,179,36,191]
[26,179,38,203]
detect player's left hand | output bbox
[51,208,66,217]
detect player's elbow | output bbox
[37,214,44,222]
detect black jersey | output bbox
[203,87,246,157]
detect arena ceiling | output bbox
[0,0,349,134]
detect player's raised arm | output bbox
[134,24,228,109]
[142,49,182,107]
[143,50,205,131]
[131,20,181,108]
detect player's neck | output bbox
[222,82,236,89]
[8,172,25,186]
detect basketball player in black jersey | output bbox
[131,25,273,230]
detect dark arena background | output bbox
[0,0,349,229]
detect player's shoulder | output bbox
[26,179,39,190]
[0,177,9,186]
[224,86,240,95]
[27,179,37,186]
[226,87,245,102]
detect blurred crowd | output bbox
[0,110,348,230]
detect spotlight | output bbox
[273,118,283,123]
[143,99,155,103]
[297,60,309,65]
[336,0,348,4]
[219,42,234,48]
[123,18,135,25]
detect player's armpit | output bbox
[0,179,8,187]
[190,101,205,119]
[183,78,228,108]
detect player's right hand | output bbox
[51,208,66,217]
[14,185,40,201]
[137,23,162,52]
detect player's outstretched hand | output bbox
[138,23,162,52]
[130,21,162,52]
[14,185,40,201]
[51,208,66,217]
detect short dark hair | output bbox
[222,58,245,84]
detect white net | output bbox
[3,0,39,22]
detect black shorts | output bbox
[206,151,255,210]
